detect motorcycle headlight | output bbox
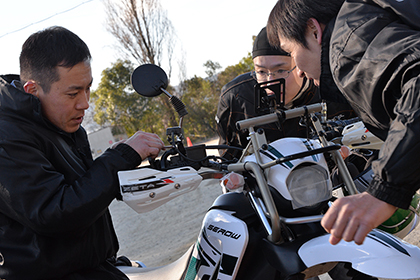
[286,164,332,209]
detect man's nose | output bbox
[77,92,90,110]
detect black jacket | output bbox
[216,72,355,159]
[324,0,420,208]
[0,75,140,279]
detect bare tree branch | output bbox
[104,0,175,75]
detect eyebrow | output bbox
[66,78,93,91]
[254,62,288,69]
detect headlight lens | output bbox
[286,164,332,209]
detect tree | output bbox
[104,0,175,77]
[91,59,166,136]
[104,0,179,130]
[203,60,221,78]
[179,55,254,142]
[217,52,254,88]
[91,50,254,141]
[179,61,222,141]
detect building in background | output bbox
[88,127,127,159]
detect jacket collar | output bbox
[285,77,318,109]
[0,75,78,138]
[0,75,43,120]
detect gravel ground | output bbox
[109,178,222,268]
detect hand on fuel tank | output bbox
[321,192,396,245]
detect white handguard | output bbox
[118,167,203,213]
[341,121,383,150]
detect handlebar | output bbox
[323,117,361,141]
[236,103,323,131]
[150,102,356,244]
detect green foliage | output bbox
[91,53,255,142]
[177,55,254,142]
[203,60,222,77]
[218,52,253,88]
[181,75,219,142]
[91,59,167,136]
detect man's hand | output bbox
[321,192,397,245]
[123,131,164,160]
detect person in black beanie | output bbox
[216,27,375,280]
[216,27,354,160]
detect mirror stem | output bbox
[161,88,172,98]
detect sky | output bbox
[0,0,277,90]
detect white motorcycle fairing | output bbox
[244,137,331,207]
[117,203,250,280]
[299,229,420,279]
[118,167,203,213]
[184,209,249,280]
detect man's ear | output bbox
[307,18,324,45]
[23,80,39,97]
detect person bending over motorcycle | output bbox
[216,27,355,160]
[217,26,376,280]
[267,0,420,246]
[0,26,164,279]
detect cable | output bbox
[0,0,94,39]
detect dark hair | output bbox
[267,0,344,49]
[19,26,91,93]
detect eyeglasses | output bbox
[252,66,296,81]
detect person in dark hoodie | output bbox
[216,27,377,280]
[216,27,355,160]
[217,26,374,280]
[0,26,164,279]
[267,0,420,246]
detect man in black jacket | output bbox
[217,26,375,280]
[0,26,164,279]
[216,27,354,160]
[267,0,420,246]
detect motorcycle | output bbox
[116,64,420,280]
[323,118,420,239]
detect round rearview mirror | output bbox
[131,64,169,97]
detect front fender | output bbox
[299,229,420,279]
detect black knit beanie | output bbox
[252,27,290,59]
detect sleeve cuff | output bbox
[114,143,142,167]
[367,176,414,209]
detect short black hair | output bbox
[20,26,91,93]
[267,0,344,49]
